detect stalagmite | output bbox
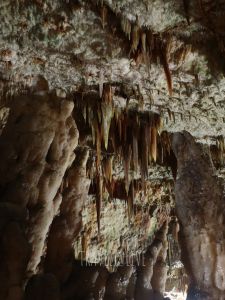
[0,92,78,299]
[135,221,168,300]
[172,131,225,300]
[44,147,90,282]
[151,224,169,295]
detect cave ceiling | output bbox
[0,0,225,142]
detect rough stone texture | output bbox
[0,0,225,299]
[45,147,90,283]
[0,0,225,141]
[172,131,225,299]
[0,91,78,299]
[75,174,173,266]
[61,221,169,300]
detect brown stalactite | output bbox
[172,131,225,299]
[0,92,78,299]
[44,147,90,282]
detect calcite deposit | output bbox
[0,0,225,300]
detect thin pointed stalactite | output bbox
[96,172,103,234]
[159,45,173,97]
[151,127,157,162]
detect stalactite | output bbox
[118,114,122,141]
[96,173,103,233]
[140,124,149,182]
[101,100,113,150]
[96,123,101,170]
[160,46,173,96]
[151,126,157,162]
[102,156,113,183]
[100,5,107,29]
[74,92,171,220]
[132,120,139,173]
[124,145,132,195]
[127,180,135,220]
[82,103,87,123]
[94,2,174,96]
[216,135,225,164]
[121,17,131,40]
[131,24,140,53]
[122,112,128,143]
[101,84,114,150]
[141,32,147,54]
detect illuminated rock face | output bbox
[0,1,225,300]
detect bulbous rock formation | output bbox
[0,93,78,299]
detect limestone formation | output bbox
[172,132,225,300]
[0,0,225,300]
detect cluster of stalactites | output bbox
[121,18,174,96]
[98,3,171,97]
[75,87,172,232]
[216,135,225,165]
[97,1,193,97]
